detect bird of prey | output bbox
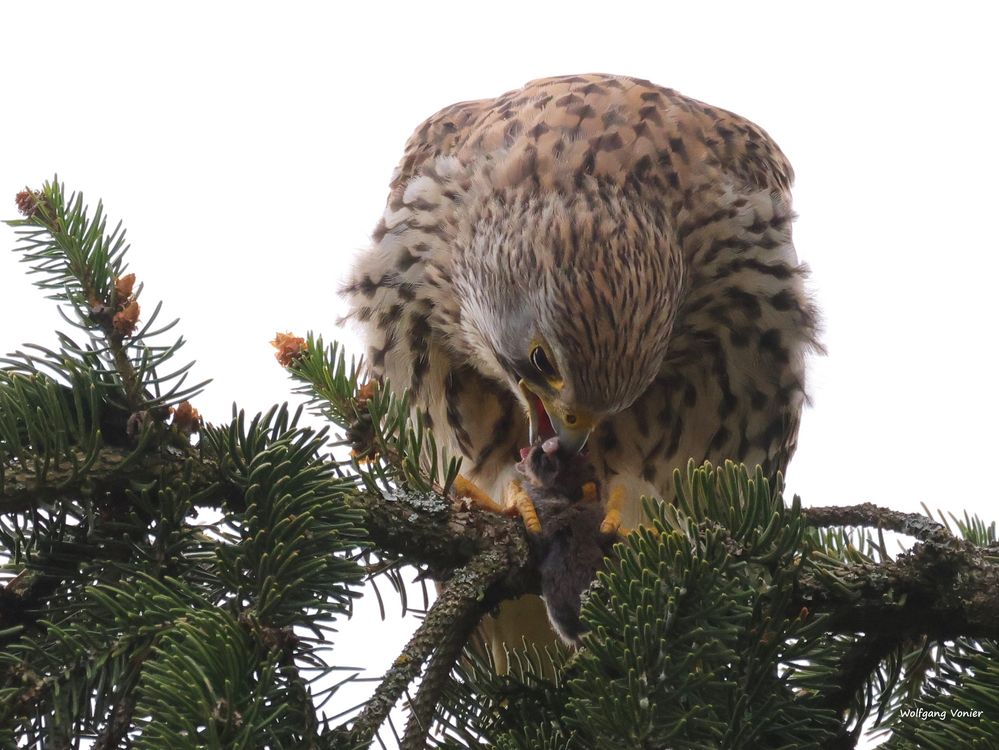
[342,73,820,661]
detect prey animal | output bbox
[516,437,618,645]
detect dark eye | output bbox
[530,346,557,378]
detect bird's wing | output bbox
[390,74,793,202]
[387,97,492,203]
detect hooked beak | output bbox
[518,379,595,454]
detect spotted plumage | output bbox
[342,73,820,655]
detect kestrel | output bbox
[342,73,820,659]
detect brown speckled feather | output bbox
[390,74,792,201]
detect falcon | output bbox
[342,73,820,660]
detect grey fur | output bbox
[518,441,617,645]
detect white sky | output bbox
[1,2,996,745]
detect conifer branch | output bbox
[342,544,517,749]
[22,445,980,644]
[803,502,953,544]
[818,633,901,750]
[12,183,145,412]
[7,441,994,657]
[348,491,999,644]
[400,606,479,749]
[0,445,206,515]
[796,530,999,640]
[93,694,135,750]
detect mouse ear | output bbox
[542,437,560,455]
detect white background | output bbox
[1,2,996,745]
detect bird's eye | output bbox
[530,346,558,378]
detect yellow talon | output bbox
[505,479,542,533]
[451,474,541,532]
[452,474,508,514]
[600,484,627,534]
[600,509,622,535]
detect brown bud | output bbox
[171,401,201,435]
[271,332,307,367]
[15,189,41,217]
[112,300,141,336]
[357,380,377,404]
[114,273,136,305]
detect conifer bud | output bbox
[272,332,307,366]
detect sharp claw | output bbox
[506,479,542,533]
[452,475,506,514]
[601,484,628,535]
[599,508,622,535]
[452,475,542,532]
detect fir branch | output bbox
[275,332,460,495]
[6,434,997,648]
[6,179,208,420]
[400,602,480,749]
[818,633,902,750]
[93,694,135,750]
[10,181,143,411]
[340,527,530,749]
[803,502,952,545]
[0,445,207,515]
[796,532,999,640]
[348,489,999,644]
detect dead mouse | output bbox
[516,437,618,645]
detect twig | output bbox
[344,546,513,748]
[803,503,951,544]
[796,533,999,640]
[400,604,480,749]
[0,448,207,515]
[94,695,135,750]
[819,632,900,715]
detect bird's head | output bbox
[456,181,683,453]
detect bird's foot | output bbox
[599,484,627,535]
[451,475,508,514]
[451,475,542,533]
[599,485,663,540]
[505,479,542,533]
